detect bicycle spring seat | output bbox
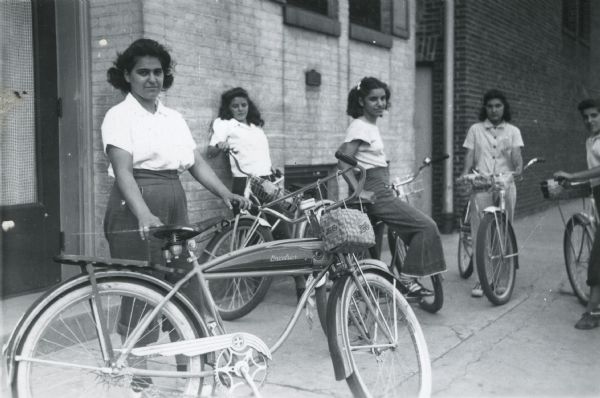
[152,224,201,244]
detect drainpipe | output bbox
[441,0,455,233]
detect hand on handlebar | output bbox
[553,171,573,184]
[222,193,252,211]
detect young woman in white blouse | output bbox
[102,39,249,393]
[336,76,447,297]
[207,87,307,300]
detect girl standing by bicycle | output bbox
[554,98,600,330]
[102,39,250,393]
[460,89,524,297]
[207,87,307,301]
[336,76,447,297]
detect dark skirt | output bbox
[103,169,203,338]
[587,185,600,286]
[363,167,447,277]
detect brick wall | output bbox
[419,0,600,227]
[88,0,417,256]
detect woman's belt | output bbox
[132,169,179,180]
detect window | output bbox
[287,0,328,16]
[348,0,409,49]
[350,0,381,31]
[283,0,340,37]
[562,0,590,44]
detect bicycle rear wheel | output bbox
[563,214,592,306]
[388,228,444,313]
[475,212,517,305]
[15,279,203,398]
[328,271,431,398]
[201,219,274,320]
[458,202,474,279]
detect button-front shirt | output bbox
[209,118,272,177]
[344,118,388,169]
[101,93,197,177]
[463,119,524,175]
[586,134,600,187]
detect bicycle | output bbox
[3,151,431,398]
[541,178,595,306]
[459,157,544,305]
[313,154,449,333]
[200,152,333,320]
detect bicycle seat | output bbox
[152,224,201,243]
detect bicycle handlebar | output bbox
[394,153,449,187]
[258,152,366,224]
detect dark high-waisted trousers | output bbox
[363,167,447,277]
[104,169,203,341]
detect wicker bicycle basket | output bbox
[320,208,376,253]
[540,179,591,201]
[249,176,297,212]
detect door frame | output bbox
[55,0,95,263]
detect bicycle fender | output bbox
[568,212,593,227]
[326,260,398,381]
[238,214,271,228]
[2,270,209,386]
[482,205,501,214]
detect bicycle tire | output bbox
[388,227,444,313]
[563,214,592,306]
[475,212,517,305]
[458,201,474,279]
[328,271,431,398]
[201,219,274,320]
[15,279,203,398]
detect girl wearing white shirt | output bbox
[102,39,249,393]
[337,77,447,298]
[207,87,306,300]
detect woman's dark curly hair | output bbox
[346,76,391,118]
[578,98,600,115]
[478,89,512,122]
[106,38,174,94]
[218,87,264,127]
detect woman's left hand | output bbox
[553,171,573,182]
[222,193,252,210]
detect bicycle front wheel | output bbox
[329,272,431,398]
[564,214,592,306]
[458,202,474,279]
[201,219,274,320]
[476,212,517,305]
[16,279,203,398]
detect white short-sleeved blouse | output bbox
[101,93,197,177]
[209,117,272,177]
[462,119,524,175]
[343,118,388,169]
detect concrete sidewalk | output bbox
[1,199,598,398]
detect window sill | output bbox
[283,5,341,37]
[349,23,393,49]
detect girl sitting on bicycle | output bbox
[554,98,600,330]
[336,76,447,297]
[207,87,307,301]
